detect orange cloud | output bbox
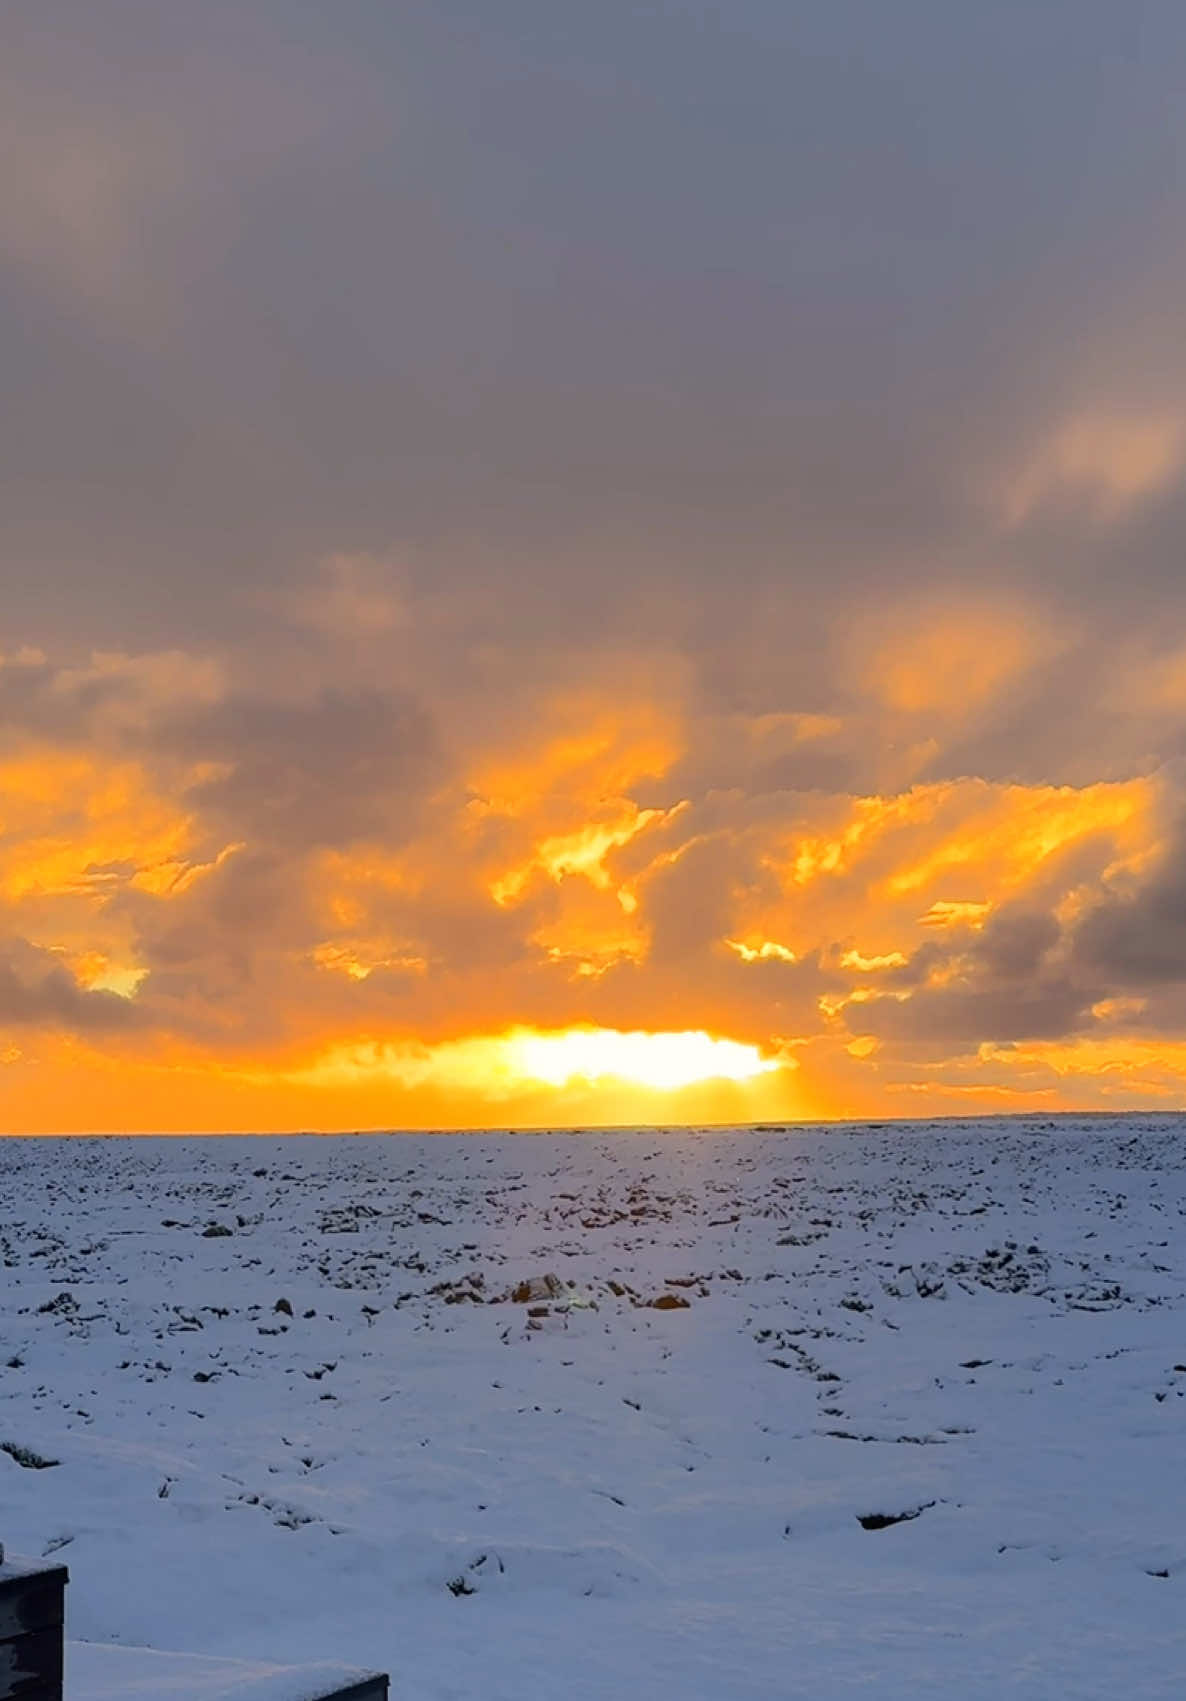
[490,804,672,906]
[883,777,1150,896]
[862,601,1055,717]
[0,635,1182,1132]
[1002,410,1185,524]
[0,747,195,901]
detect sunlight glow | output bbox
[298,1026,781,1097]
[728,939,797,964]
[77,958,147,998]
[839,948,908,971]
[490,805,671,906]
[919,900,991,928]
[507,1028,779,1090]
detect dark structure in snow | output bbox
[0,1557,388,1701]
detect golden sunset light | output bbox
[507,1027,779,1091]
[0,700,1184,1130]
[10,15,1186,1701]
[5,4,1186,1135]
[284,1027,780,1096]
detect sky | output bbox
[6,1,1186,1131]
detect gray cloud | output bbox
[0,938,139,1032]
[850,975,1094,1047]
[159,687,437,850]
[120,847,316,1047]
[4,1,1186,672]
[974,906,1062,981]
[1073,821,1186,987]
[844,902,1097,1045]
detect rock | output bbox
[510,1274,564,1304]
[274,1297,293,1316]
[883,1262,945,1299]
[37,1291,77,1315]
[201,1224,233,1238]
[858,1500,935,1531]
[650,1293,690,1310]
[913,1263,946,1299]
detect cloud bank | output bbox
[5,2,1186,1126]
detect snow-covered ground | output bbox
[2,1119,1184,1700]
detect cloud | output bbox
[849,975,1093,1047]
[0,649,226,750]
[160,686,438,850]
[842,901,1097,1047]
[1072,816,1186,987]
[0,937,140,1032]
[0,85,185,319]
[854,599,1061,719]
[1001,411,1186,525]
[267,554,408,642]
[10,5,1186,1122]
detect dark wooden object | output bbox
[307,1679,387,1701]
[1,1555,386,1701]
[0,1560,67,1701]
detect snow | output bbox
[67,1643,380,1701]
[1,1117,1184,1700]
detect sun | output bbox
[506,1027,779,1092]
[274,1024,787,1122]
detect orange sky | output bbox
[2,633,1184,1131]
[6,7,1186,1130]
